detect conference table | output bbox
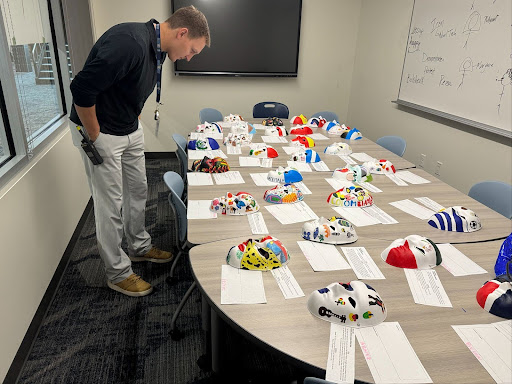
[183,120,512,383]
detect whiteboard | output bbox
[397,0,511,137]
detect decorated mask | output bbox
[324,142,353,156]
[223,132,252,147]
[290,149,321,163]
[363,159,396,174]
[224,114,244,122]
[264,126,288,136]
[476,275,512,319]
[340,128,362,140]
[428,206,482,232]
[323,121,342,132]
[210,192,259,215]
[227,236,290,270]
[292,136,315,148]
[267,166,303,184]
[495,233,512,277]
[326,124,350,135]
[302,216,358,244]
[290,126,313,135]
[307,281,387,328]
[191,156,230,173]
[249,144,279,158]
[196,121,223,134]
[230,121,255,134]
[381,235,441,269]
[264,183,304,204]
[332,165,373,183]
[187,138,220,150]
[308,117,320,127]
[327,186,373,208]
[290,114,307,125]
[316,117,327,128]
[262,117,284,126]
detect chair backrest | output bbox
[172,133,187,153]
[253,101,289,119]
[175,145,188,179]
[376,135,407,157]
[311,111,339,122]
[199,108,223,124]
[164,171,187,243]
[468,181,512,219]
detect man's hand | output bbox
[74,104,101,142]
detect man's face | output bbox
[170,28,206,62]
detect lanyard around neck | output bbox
[155,22,162,104]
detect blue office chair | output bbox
[253,101,290,119]
[376,135,407,157]
[311,111,339,122]
[199,107,223,124]
[172,133,188,179]
[163,171,197,340]
[469,181,512,219]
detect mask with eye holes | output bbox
[307,281,387,327]
[226,236,290,270]
[381,235,442,269]
[262,117,284,126]
[302,216,358,244]
[428,206,482,233]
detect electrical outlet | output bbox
[419,154,426,168]
[435,161,443,176]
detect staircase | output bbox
[34,43,73,85]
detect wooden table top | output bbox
[189,234,507,383]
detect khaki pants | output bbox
[70,121,152,283]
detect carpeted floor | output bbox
[15,156,303,384]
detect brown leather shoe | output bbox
[130,247,174,263]
[107,273,153,297]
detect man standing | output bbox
[69,6,210,297]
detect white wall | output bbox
[348,0,512,194]
[0,127,90,381]
[89,0,363,152]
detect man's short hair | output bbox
[166,6,210,47]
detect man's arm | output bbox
[74,105,100,142]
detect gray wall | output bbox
[347,0,512,194]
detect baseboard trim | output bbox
[4,198,94,384]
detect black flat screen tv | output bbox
[171,0,302,77]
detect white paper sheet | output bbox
[251,123,266,130]
[212,171,245,185]
[294,181,312,194]
[355,322,433,384]
[282,146,300,154]
[389,199,436,220]
[226,145,242,155]
[414,197,445,212]
[493,320,512,339]
[298,241,352,271]
[350,153,375,162]
[404,269,452,307]
[452,322,512,384]
[438,243,487,276]
[287,161,313,172]
[189,132,224,140]
[187,173,214,186]
[386,173,409,186]
[187,149,227,159]
[395,171,431,184]
[325,178,354,191]
[308,133,330,140]
[250,173,276,186]
[326,324,356,384]
[264,201,318,224]
[260,158,273,168]
[332,207,382,227]
[262,135,287,143]
[338,155,357,165]
[362,205,399,224]
[340,247,385,279]
[358,181,383,193]
[187,200,217,219]
[221,265,267,305]
[311,161,331,172]
[247,212,269,234]
[271,266,305,299]
[239,157,261,167]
